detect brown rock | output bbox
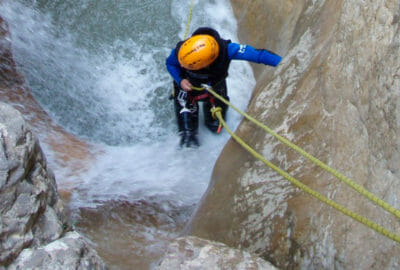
[190,1,400,269]
[0,16,96,187]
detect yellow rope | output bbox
[202,86,400,221]
[183,0,195,39]
[183,0,400,243]
[170,0,195,99]
[211,107,400,244]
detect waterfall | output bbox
[0,0,255,268]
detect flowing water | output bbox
[0,0,255,269]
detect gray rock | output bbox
[8,231,107,270]
[0,102,106,269]
[0,102,48,264]
[156,236,278,270]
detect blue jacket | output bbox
[166,42,282,85]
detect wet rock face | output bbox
[0,14,106,269]
[190,0,400,269]
[0,101,64,265]
[0,16,24,89]
[0,15,94,179]
[0,102,107,269]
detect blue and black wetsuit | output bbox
[166,27,282,145]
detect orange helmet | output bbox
[178,35,220,70]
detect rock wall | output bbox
[0,16,107,270]
[189,0,400,269]
[0,16,94,185]
[0,101,107,269]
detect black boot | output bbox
[180,130,199,148]
[178,110,199,148]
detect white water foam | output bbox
[1,0,255,209]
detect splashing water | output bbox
[0,0,255,268]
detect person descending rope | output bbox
[166,27,282,147]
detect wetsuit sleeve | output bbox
[166,49,182,85]
[227,43,282,67]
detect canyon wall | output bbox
[189,0,400,269]
[0,16,94,187]
[0,100,107,269]
[0,16,107,270]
